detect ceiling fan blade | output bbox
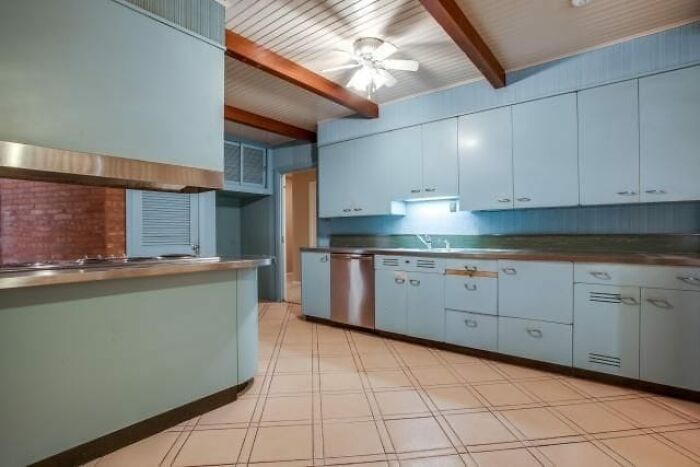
[374,41,397,61]
[376,68,397,88]
[322,63,361,73]
[382,59,419,72]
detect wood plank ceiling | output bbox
[221,0,699,145]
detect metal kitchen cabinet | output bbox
[640,65,700,203]
[512,93,579,208]
[498,260,574,324]
[498,317,573,366]
[641,288,700,391]
[578,80,640,205]
[406,272,445,341]
[420,118,459,199]
[237,268,259,383]
[375,269,409,334]
[445,310,498,351]
[318,141,354,217]
[573,284,640,378]
[301,252,331,319]
[458,106,514,211]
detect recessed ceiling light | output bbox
[571,0,592,6]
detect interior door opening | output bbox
[282,168,317,304]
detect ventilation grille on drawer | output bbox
[589,292,623,304]
[588,353,621,368]
[416,259,436,269]
[382,258,399,267]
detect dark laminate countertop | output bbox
[0,256,273,291]
[301,247,700,267]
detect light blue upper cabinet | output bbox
[380,126,423,201]
[420,119,459,199]
[639,65,700,203]
[578,80,640,205]
[458,107,514,211]
[512,93,579,209]
[319,140,355,217]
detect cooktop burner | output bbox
[0,255,203,274]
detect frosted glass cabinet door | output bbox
[458,107,514,211]
[578,80,640,205]
[301,252,331,319]
[640,289,700,391]
[375,269,408,334]
[421,118,459,199]
[639,65,700,202]
[406,272,445,341]
[512,93,579,209]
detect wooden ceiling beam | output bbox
[419,0,506,88]
[225,30,379,118]
[224,105,317,142]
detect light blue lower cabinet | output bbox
[406,272,445,341]
[301,252,331,319]
[375,269,408,334]
[445,310,497,351]
[444,275,497,315]
[498,317,573,366]
[237,268,258,384]
[573,284,640,378]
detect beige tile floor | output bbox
[90,302,700,466]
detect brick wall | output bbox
[0,179,125,264]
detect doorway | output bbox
[281,168,317,303]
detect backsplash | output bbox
[318,201,700,245]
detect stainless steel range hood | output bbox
[0,140,224,192]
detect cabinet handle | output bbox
[342,208,352,212]
[616,190,637,196]
[620,296,638,305]
[425,187,437,192]
[677,276,700,286]
[526,328,543,338]
[644,189,667,195]
[590,271,611,280]
[353,208,363,212]
[516,197,531,202]
[646,298,673,309]
[410,189,421,193]
[394,277,406,284]
[409,279,421,286]
[497,198,511,203]
[464,319,478,328]
[320,255,329,263]
[501,267,517,275]
[464,283,477,291]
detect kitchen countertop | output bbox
[0,256,273,291]
[301,247,700,267]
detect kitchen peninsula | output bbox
[0,256,271,466]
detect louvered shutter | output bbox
[224,141,242,183]
[241,144,266,187]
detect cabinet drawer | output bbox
[443,258,498,273]
[375,255,444,273]
[445,310,497,351]
[498,317,573,366]
[445,275,497,315]
[575,263,700,290]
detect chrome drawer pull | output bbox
[644,189,667,195]
[678,276,700,286]
[646,298,673,309]
[502,267,517,275]
[342,208,352,212]
[409,279,421,286]
[464,266,477,272]
[526,328,543,338]
[353,208,363,212]
[616,190,637,196]
[464,283,477,291]
[620,296,639,306]
[410,188,421,193]
[516,197,531,202]
[394,277,406,284]
[590,271,611,280]
[425,187,437,192]
[464,319,478,328]
[497,198,511,203]
[320,255,329,263]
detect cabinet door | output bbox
[421,118,459,199]
[498,317,573,366]
[319,142,353,217]
[498,261,574,324]
[573,284,640,378]
[458,107,514,211]
[384,126,423,200]
[406,272,445,341]
[513,93,579,208]
[578,80,640,205]
[375,269,408,334]
[445,310,498,351]
[640,65,700,203]
[237,268,258,383]
[301,252,331,319]
[641,289,700,391]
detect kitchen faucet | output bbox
[416,234,432,249]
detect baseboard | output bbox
[31,379,252,467]
[304,315,700,402]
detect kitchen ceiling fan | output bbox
[323,37,419,97]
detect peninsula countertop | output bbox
[0,256,274,291]
[301,247,700,268]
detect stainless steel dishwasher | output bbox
[330,253,375,329]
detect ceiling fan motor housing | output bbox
[353,37,386,59]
